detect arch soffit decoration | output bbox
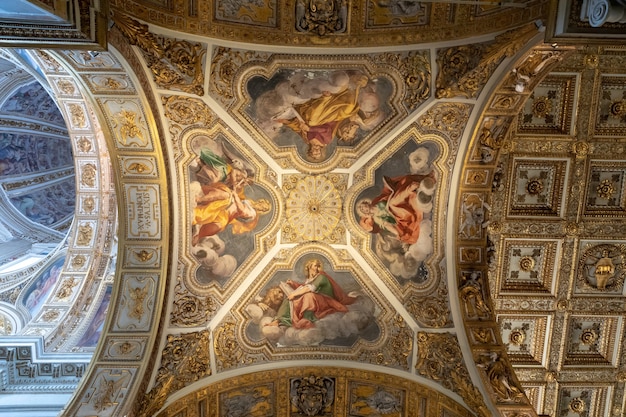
[33,46,172,416]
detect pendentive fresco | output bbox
[245,254,379,347]
[187,133,273,287]
[354,140,438,284]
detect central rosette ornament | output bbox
[285,175,344,242]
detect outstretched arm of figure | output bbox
[195,186,231,205]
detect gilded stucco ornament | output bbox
[170,277,217,326]
[71,255,86,269]
[436,24,538,99]
[55,277,79,301]
[459,271,491,319]
[162,95,215,126]
[290,375,335,416]
[77,137,92,153]
[57,80,76,95]
[405,287,451,328]
[68,103,87,128]
[579,244,626,291]
[42,310,60,322]
[418,102,472,143]
[113,12,206,95]
[127,286,149,321]
[214,318,259,371]
[111,109,146,147]
[210,46,268,106]
[81,164,96,187]
[358,314,412,370]
[295,0,347,35]
[76,223,93,246]
[416,332,490,417]
[505,49,568,93]
[136,330,211,417]
[476,352,525,403]
[284,174,345,243]
[375,50,431,111]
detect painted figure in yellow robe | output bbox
[191,148,270,246]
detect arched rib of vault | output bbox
[13,48,119,343]
[57,38,172,417]
[452,40,577,417]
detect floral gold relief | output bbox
[170,278,217,326]
[137,330,211,417]
[113,12,206,95]
[416,332,490,417]
[358,314,412,370]
[214,317,259,371]
[162,95,215,126]
[436,24,539,99]
[374,50,431,111]
[112,109,146,147]
[283,174,345,243]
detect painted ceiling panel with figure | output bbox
[212,48,429,169]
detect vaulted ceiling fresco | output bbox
[1,1,626,417]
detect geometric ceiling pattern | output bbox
[0,1,626,417]
[489,46,626,417]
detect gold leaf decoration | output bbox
[358,314,412,370]
[436,24,538,99]
[405,288,452,328]
[209,46,268,106]
[170,279,217,326]
[375,50,431,111]
[416,332,490,417]
[214,318,258,371]
[162,95,215,126]
[111,11,164,56]
[113,12,205,95]
[136,330,211,417]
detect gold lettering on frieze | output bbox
[125,184,161,239]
